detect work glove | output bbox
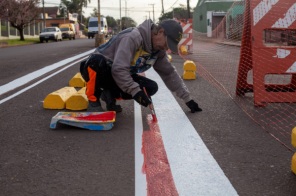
[133,91,151,107]
[186,100,202,113]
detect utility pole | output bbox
[187,0,190,19]
[98,0,101,34]
[148,4,155,22]
[161,0,164,15]
[172,7,174,19]
[42,0,45,28]
[95,0,105,47]
[119,0,122,30]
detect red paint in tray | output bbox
[75,111,115,122]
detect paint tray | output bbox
[50,111,116,131]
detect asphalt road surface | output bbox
[1,38,296,196]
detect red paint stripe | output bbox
[142,115,178,196]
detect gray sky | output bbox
[43,0,199,25]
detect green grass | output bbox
[0,38,40,46]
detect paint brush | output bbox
[143,87,158,122]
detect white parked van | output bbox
[87,16,108,39]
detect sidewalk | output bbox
[169,53,296,195]
[219,40,241,47]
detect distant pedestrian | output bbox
[80,19,202,113]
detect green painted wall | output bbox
[193,1,236,33]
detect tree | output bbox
[58,3,68,19]
[80,0,91,8]
[106,16,117,29]
[61,0,91,13]
[90,7,98,17]
[0,0,41,41]
[158,7,192,22]
[61,0,79,14]
[121,17,136,30]
[61,0,91,22]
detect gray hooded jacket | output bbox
[95,19,192,103]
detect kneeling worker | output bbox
[80,19,202,113]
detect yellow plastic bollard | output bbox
[69,72,86,87]
[43,87,77,109]
[183,60,196,80]
[292,127,296,148]
[180,45,188,55]
[291,127,296,174]
[66,87,88,110]
[291,153,296,174]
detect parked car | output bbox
[59,23,76,40]
[39,27,62,43]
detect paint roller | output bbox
[143,87,158,122]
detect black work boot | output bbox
[101,90,122,113]
[87,100,104,112]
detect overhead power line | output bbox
[85,6,161,12]
[164,0,179,12]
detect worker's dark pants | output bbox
[81,54,158,102]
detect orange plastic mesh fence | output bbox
[181,0,296,151]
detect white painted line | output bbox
[0,56,89,105]
[146,69,238,196]
[134,102,147,196]
[0,49,94,96]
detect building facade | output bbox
[193,0,242,34]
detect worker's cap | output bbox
[159,19,183,53]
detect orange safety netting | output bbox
[181,0,296,151]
